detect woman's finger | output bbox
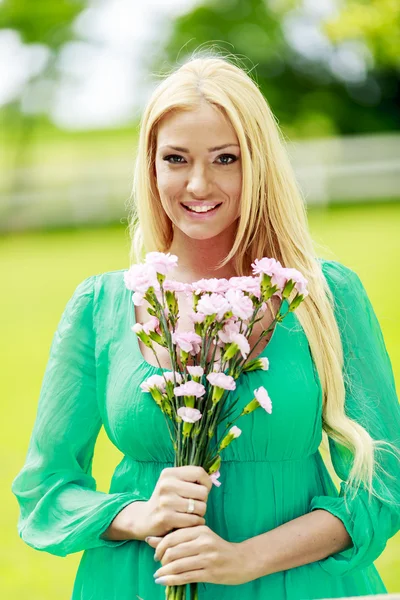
[154,525,204,562]
[160,539,199,567]
[155,568,206,587]
[154,554,203,580]
[176,495,206,516]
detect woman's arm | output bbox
[11,277,149,556]
[239,508,352,581]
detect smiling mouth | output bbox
[181,203,222,214]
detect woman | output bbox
[12,54,400,599]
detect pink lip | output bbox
[181,202,221,207]
[180,202,222,219]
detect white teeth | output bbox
[184,204,219,213]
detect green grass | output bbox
[1,202,400,598]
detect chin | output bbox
[184,230,219,241]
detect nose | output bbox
[186,166,212,198]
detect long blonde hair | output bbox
[128,51,397,505]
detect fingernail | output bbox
[154,554,158,561]
[155,576,168,585]
[145,536,152,543]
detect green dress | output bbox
[12,259,400,599]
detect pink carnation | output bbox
[218,323,250,359]
[132,323,144,334]
[163,280,186,293]
[189,312,205,324]
[210,470,222,487]
[229,425,242,438]
[177,406,203,423]
[197,293,231,321]
[124,264,159,294]
[226,288,254,320]
[228,276,261,299]
[251,257,282,277]
[142,316,160,335]
[131,292,145,306]
[172,331,202,355]
[254,387,273,414]
[218,319,241,345]
[163,371,183,384]
[206,372,236,391]
[145,252,178,275]
[174,381,206,398]
[279,267,308,295]
[268,267,286,295]
[230,332,251,359]
[187,366,204,378]
[192,278,230,295]
[140,374,166,393]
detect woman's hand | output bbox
[146,525,253,586]
[103,466,212,542]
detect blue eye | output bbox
[218,154,237,165]
[163,155,185,164]
[163,154,238,165]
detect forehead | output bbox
[156,103,238,146]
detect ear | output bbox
[145,536,163,548]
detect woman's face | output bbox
[154,102,242,241]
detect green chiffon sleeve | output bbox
[11,276,148,557]
[309,260,400,575]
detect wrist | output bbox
[101,501,148,542]
[238,536,270,581]
[127,500,150,541]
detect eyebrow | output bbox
[159,143,240,152]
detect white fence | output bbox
[289,133,400,205]
[0,133,399,232]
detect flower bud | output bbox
[207,455,221,475]
[219,426,242,450]
[288,292,305,312]
[222,342,239,361]
[150,388,164,407]
[133,328,153,349]
[241,398,260,415]
[156,272,166,286]
[282,279,296,299]
[242,357,269,373]
[182,421,193,437]
[211,386,225,404]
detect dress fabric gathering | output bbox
[12,259,400,599]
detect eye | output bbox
[162,153,238,165]
[217,154,238,165]
[163,154,186,164]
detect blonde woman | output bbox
[12,54,400,599]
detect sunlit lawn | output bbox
[1,201,399,599]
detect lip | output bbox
[180,202,222,219]
[181,201,220,207]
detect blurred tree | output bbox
[150,0,399,139]
[323,0,400,70]
[0,0,86,203]
[0,0,86,48]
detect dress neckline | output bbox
[131,296,288,372]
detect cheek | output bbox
[223,172,242,202]
[156,167,183,198]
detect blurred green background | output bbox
[1,0,399,598]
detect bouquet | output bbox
[124,252,308,600]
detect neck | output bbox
[167,226,239,283]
